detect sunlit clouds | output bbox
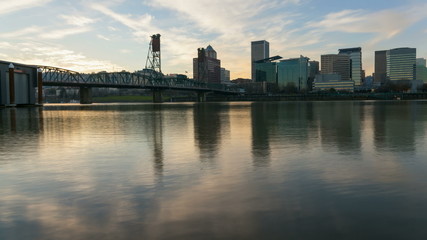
[0,0,427,77]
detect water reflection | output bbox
[316,102,362,154]
[372,101,423,152]
[1,102,427,239]
[251,103,274,167]
[193,103,229,162]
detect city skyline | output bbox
[1,0,427,79]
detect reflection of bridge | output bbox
[39,66,239,103]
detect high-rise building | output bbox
[251,40,269,81]
[417,58,426,67]
[321,54,350,81]
[308,61,320,91]
[374,50,387,84]
[255,62,277,84]
[193,46,221,84]
[277,56,309,91]
[220,67,231,83]
[416,58,427,82]
[386,48,416,81]
[205,45,217,59]
[339,47,362,86]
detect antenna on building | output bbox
[145,34,162,79]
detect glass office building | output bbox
[255,62,277,84]
[386,48,416,81]
[339,47,362,86]
[277,56,309,91]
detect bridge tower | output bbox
[145,34,162,80]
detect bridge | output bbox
[1,34,239,106]
[38,65,239,103]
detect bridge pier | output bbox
[197,92,207,102]
[80,87,92,104]
[37,69,43,105]
[152,89,163,103]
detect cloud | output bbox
[97,34,110,41]
[60,15,97,27]
[0,0,52,15]
[0,41,123,72]
[0,26,43,38]
[41,27,92,39]
[308,4,427,45]
[90,3,153,32]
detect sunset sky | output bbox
[1,0,427,79]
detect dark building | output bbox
[193,45,221,84]
[1,60,38,106]
[308,61,320,90]
[374,50,387,84]
[321,54,350,81]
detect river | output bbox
[1,101,427,239]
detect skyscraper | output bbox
[321,54,350,81]
[386,48,416,81]
[374,50,387,84]
[277,56,309,91]
[251,40,269,81]
[339,47,362,86]
[193,45,221,84]
[416,58,427,82]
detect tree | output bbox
[283,82,298,94]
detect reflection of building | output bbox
[251,103,273,167]
[277,56,309,91]
[374,50,387,84]
[321,54,350,81]
[316,102,361,153]
[339,47,363,86]
[193,45,221,84]
[386,47,416,81]
[193,104,228,160]
[251,40,269,81]
[313,74,354,92]
[372,102,418,152]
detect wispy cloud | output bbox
[0,41,123,72]
[97,34,110,41]
[308,4,427,45]
[0,26,43,38]
[41,27,92,39]
[90,3,153,32]
[0,0,52,15]
[60,15,97,27]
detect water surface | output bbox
[1,101,427,239]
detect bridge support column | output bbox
[7,63,16,107]
[37,69,43,105]
[197,92,207,102]
[80,87,93,104]
[152,89,163,103]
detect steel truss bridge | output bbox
[39,66,236,93]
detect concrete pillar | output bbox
[8,63,15,106]
[37,69,43,105]
[197,92,207,102]
[152,89,163,103]
[79,87,92,104]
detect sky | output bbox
[1,0,427,79]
